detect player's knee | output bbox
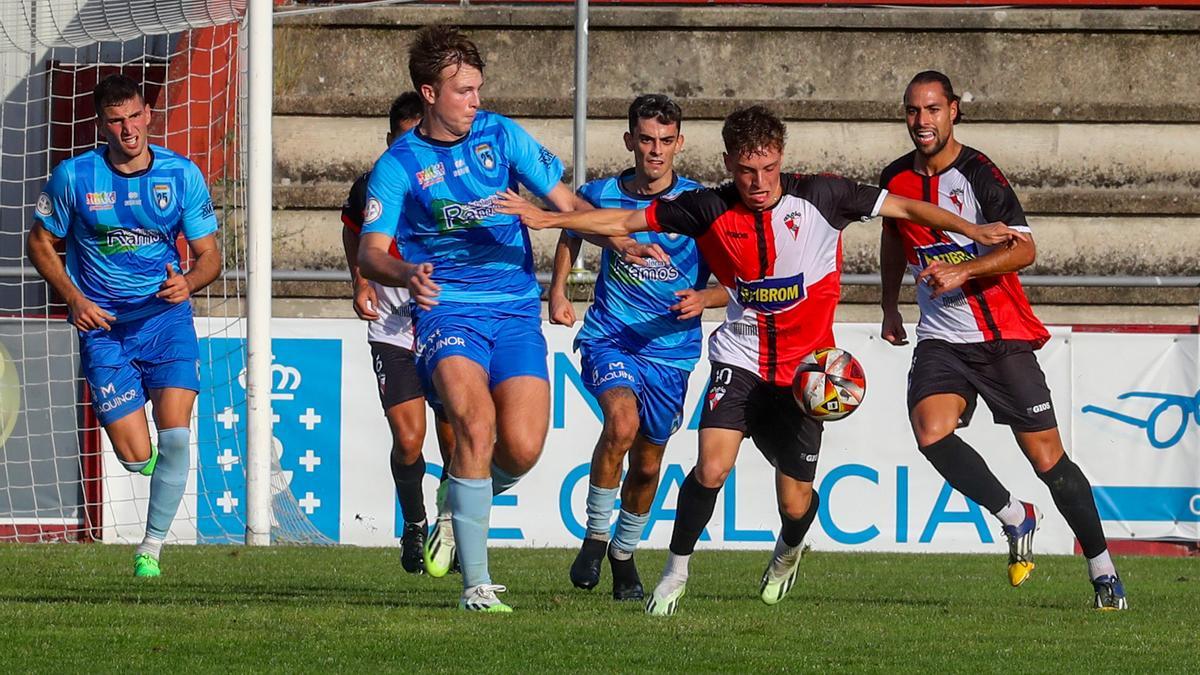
[912,416,958,449]
[780,487,815,521]
[694,461,731,489]
[599,414,639,453]
[391,431,424,465]
[626,456,662,488]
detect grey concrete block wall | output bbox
[265,5,1200,311]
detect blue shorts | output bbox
[78,302,200,426]
[413,299,548,410]
[578,339,690,446]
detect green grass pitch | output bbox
[0,545,1195,672]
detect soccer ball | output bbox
[792,347,866,421]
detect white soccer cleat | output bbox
[644,576,687,617]
[458,584,513,613]
[759,548,802,606]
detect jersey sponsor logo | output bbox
[474,143,496,170]
[615,257,680,283]
[153,183,172,209]
[85,191,117,211]
[417,328,467,359]
[947,188,965,214]
[35,192,53,216]
[436,195,496,231]
[916,241,978,268]
[537,147,557,168]
[452,158,471,178]
[591,365,635,388]
[736,274,806,314]
[200,200,215,219]
[123,190,141,207]
[415,162,446,189]
[363,197,382,225]
[102,227,169,252]
[783,210,806,239]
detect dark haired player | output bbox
[28,74,222,577]
[548,94,726,601]
[341,91,456,575]
[357,26,654,613]
[879,70,1125,610]
[498,105,1024,616]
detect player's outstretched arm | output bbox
[358,232,440,308]
[879,194,1028,247]
[27,223,115,330]
[919,236,1037,298]
[879,224,908,346]
[496,189,648,236]
[547,230,581,326]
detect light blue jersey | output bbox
[363,110,564,305]
[34,144,218,323]
[574,169,708,370]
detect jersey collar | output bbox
[102,145,155,178]
[617,167,679,201]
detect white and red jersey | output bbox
[646,174,886,386]
[342,172,415,350]
[880,147,1049,348]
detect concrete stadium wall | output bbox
[266,5,1200,318]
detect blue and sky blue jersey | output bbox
[362,110,564,305]
[574,169,709,370]
[33,144,218,323]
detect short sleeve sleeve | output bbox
[33,162,75,238]
[362,152,411,238]
[645,188,718,238]
[499,115,564,199]
[812,174,886,230]
[971,157,1029,231]
[181,161,219,240]
[341,174,369,234]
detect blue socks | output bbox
[448,475,493,588]
[145,427,190,541]
[491,463,523,496]
[585,484,619,540]
[611,509,650,554]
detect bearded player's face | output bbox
[428,64,482,138]
[905,82,957,158]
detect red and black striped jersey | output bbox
[880,147,1049,349]
[646,173,886,386]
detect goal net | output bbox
[0,0,331,545]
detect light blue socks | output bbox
[448,475,493,588]
[585,484,619,540]
[144,427,190,542]
[611,509,651,554]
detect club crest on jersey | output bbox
[474,144,496,170]
[916,241,978,268]
[736,274,806,314]
[783,210,804,239]
[415,162,446,189]
[947,188,965,214]
[153,184,171,209]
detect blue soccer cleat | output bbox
[1001,501,1041,587]
[1093,574,1128,611]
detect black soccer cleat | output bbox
[570,537,607,590]
[400,521,426,574]
[608,544,644,601]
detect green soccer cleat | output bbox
[459,584,513,613]
[644,577,686,617]
[759,548,802,606]
[424,515,457,578]
[133,553,160,578]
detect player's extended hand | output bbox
[970,221,1028,247]
[670,289,706,321]
[156,263,192,304]
[880,307,908,346]
[918,260,971,299]
[67,294,115,331]
[352,282,380,321]
[404,262,440,309]
[495,189,552,229]
[549,292,576,326]
[620,242,670,267]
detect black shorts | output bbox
[700,362,823,482]
[907,339,1057,432]
[370,342,425,410]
